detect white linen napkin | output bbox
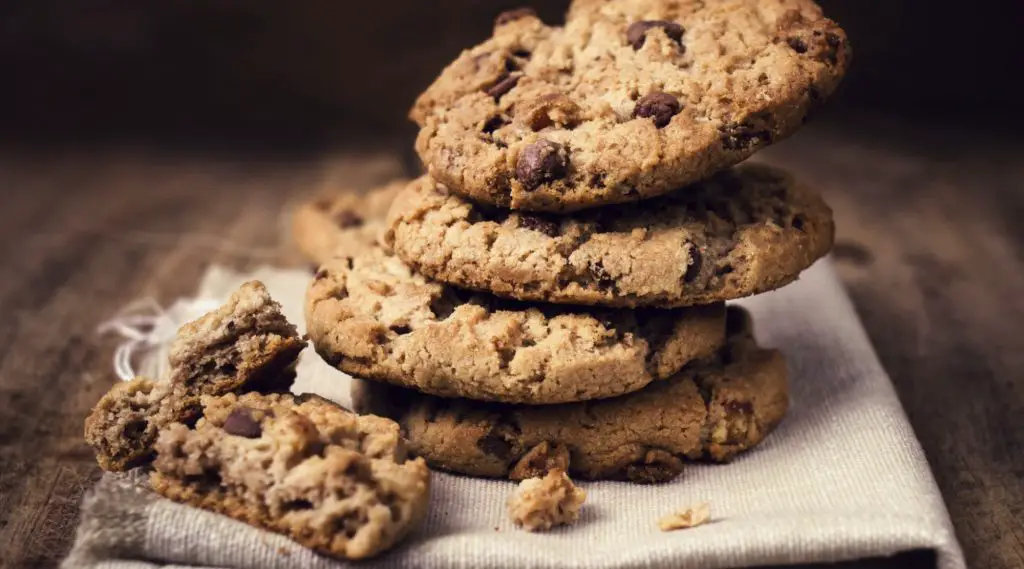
[63,259,965,569]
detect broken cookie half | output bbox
[84,281,431,561]
[85,281,305,471]
[152,391,431,560]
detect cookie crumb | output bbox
[658,502,711,531]
[508,469,586,531]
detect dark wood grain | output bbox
[0,117,1021,569]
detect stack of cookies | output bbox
[300,0,848,484]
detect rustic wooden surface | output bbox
[0,116,1021,569]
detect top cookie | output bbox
[411,0,849,212]
[386,164,833,308]
[292,181,405,266]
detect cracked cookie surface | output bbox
[151,391,431,561]
[306,245,726,404]
[411,0,849,211]
[352,306,788,482]
[386,164,833,308]
[292,180,405,266]
[84,281,305,471]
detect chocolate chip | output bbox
[223,407,262,438]
[390,324,412,335]
[482,115,507,134]
[314,268,329,281]
[634,92,681,128]
[495,7,536,27]
[515,139,567,190]
[684,246,702,282]
[719,123,772,151]
[518,214,559,237]
[334,209,363,228]
[825,32,842,48]
[626,20,684,50]
[625,449,684,483]
[477,430,513,459]
[787,37,808,53]
[485,74,520,99]
[590,261,616,289]
[589,172,607,188]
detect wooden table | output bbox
[0,115,1020,569]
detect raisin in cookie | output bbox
[84,281,305,471]
[292,180,405,266]
[353,306,788,483]
[306,245,726,404]
[386,164,833,308]
[411,0,849,211]
[151,391,430,561]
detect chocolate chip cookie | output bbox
[411,0,849,211]
[84,281,305,471]
[306,245,726,404]
[151,391,431,561]
[386,164,833,308]
[292,180,405,266]
[353,306,789,483]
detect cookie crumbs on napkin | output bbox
[658,502,711,532]
[508,470,586,532]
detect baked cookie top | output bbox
[305,244,726,404]
[291,180,405,267]
[352,306,789,483]
[386,164,833,308]
[411,0,849,211]
[151,391,430,561]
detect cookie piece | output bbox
[84,379,200,471]
[508,469,586,531]
[84,281,305,471]
[353,306,788,482]
[151,392,430,561]
[292,180,405,266]
[168,281,305,394]
[386,165,833,308]
[306,245,726,404]
[410,0,849,211]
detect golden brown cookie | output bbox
[291,180,405,266]
[411,0,849,211]
[353,307,788,483]
[386,164,833,308]
[151,391,431,561]
[306,245,727,404]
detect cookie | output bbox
[353,306,788,483]
[291,180,405,266]
[151,391,431,561]
[306,245,726,404]
[386,164,833,308]
[410,0,849,211]
[84,281,305,471]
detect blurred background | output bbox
[2,0,1022,149]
